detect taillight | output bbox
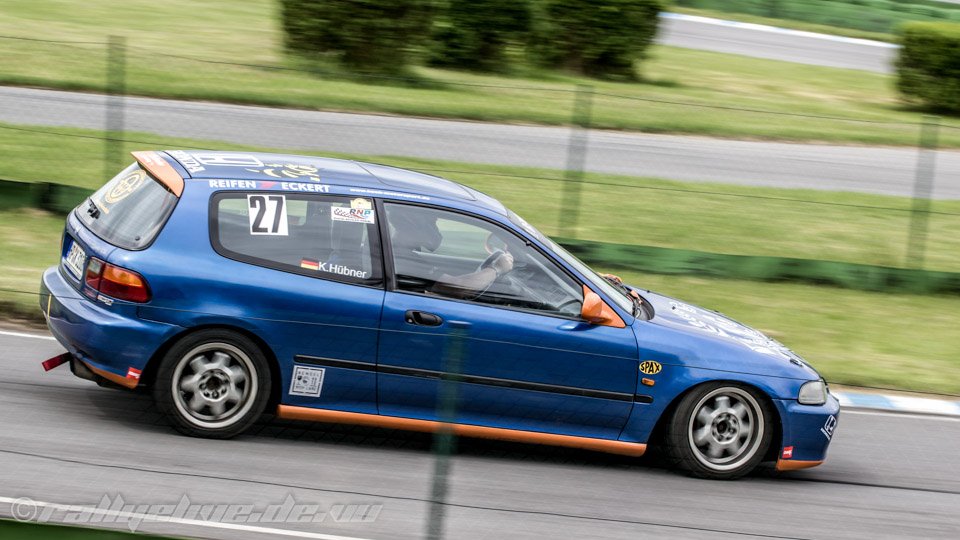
[83,257,150,303]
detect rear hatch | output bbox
[61,160,179,297]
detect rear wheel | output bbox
[664,383,772,479]
[153,330,271,439]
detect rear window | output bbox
[77,163,179,250]
[211,192,383,286]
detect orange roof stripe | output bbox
[131,151,184,197]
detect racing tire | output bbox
[664,382,773,480]
[153,329,271,439]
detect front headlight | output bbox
[798,380,827,405]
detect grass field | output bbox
[4,121,960,273]
[1,121,959,393]
[672,0,960,36]
[5,205,958,394]
[3,1,960,146]
[0,519,174,540]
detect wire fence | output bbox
[3,32,960,540]
[1,33,958,276]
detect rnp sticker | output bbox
[290,365,325,397]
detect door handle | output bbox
[405,310,443,326]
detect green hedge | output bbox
[532,0,662,79]
[0,179,90,214]
[558,238,960,296]
[897,21,960,112]
[429,0,532,71]
[278,0,434,73]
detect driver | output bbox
[390,210,514,298]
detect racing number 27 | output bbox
[247,194,289,236]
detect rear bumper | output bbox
[775,392,841,470]
[40,266,181,388]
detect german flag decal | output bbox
[301,258,320,271]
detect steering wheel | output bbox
[478,249,507,273]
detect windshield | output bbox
[507,210,635,315]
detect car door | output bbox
[207,191,385,414]
[376,202,639,439]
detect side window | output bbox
[212,193,382,285]
[385,203,583,318]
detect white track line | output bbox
[0,330,55,341]
[843,409,960,422]
[0,496,374,540]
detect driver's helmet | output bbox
[392,210,442,253]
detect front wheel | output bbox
[153,330,271,439]
[664,383,773,480]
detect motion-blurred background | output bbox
[2,0,960,397]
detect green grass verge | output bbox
[3,1,960,146]
[620,272,960,396]
[0,519,178,539]
[3,121,960,274]
[5,206,958,394]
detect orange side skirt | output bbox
[776,459,824,471]
[83,361,139,389]
[277,405,647,457]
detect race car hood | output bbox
[632,288,819,378]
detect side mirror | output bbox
[581,290,605,323]
[581,286,626,328]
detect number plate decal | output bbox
[63,241,86,280]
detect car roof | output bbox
[160,150,507,215]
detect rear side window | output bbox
[77,163,179,250]
[211,192,383,286]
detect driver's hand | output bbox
[601,273,623,285]
[492,251,514,276]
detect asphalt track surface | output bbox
[4,87,960,199]
[658,14,896,73]
[1,328,958,540]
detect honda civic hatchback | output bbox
[39,150,839,479]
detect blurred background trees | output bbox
[531,0,662,79]
[429,0,532,72]
[280,0,662,79]
[897,21,960,112]
[279,0,434,74]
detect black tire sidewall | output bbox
[664,382,773,480]
[153,329,271,439]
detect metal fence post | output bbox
[425,320,470,540]
[104,35,127,181]
[906,116,939,269]
[559,84,594,238]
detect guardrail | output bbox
[5,178,955,296]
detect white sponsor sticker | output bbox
[331,206,375,224]
[821,415,838,440]
[247,194,289,236]
[208,179,258,189]
[290,366,325,397]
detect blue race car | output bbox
[39,151,838,479]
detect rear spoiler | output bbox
[131,151,184,197]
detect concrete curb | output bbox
[834,391,960,416]
[660,12,899,49]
